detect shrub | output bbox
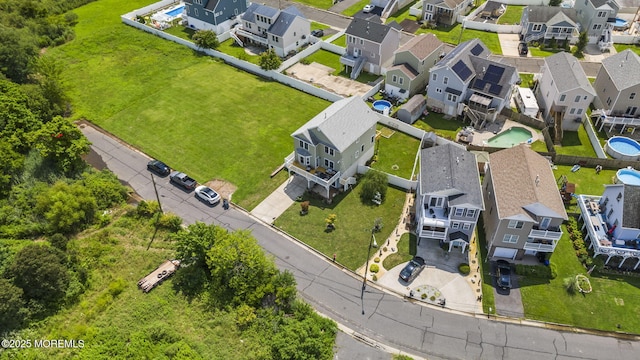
[300,58,310,65]
[421,293,427,299]
[515,263,556,279]
[430,295,436,301]
[136,200,160,218]
[49,233,68,251]
[107,278,127,297]
[374,257,380,263]
[563,276,578,294]
[158,213,183,232]
[300,201,309,215]
[458,263,470,275]
[371,274,377,281]
[369,264,379,273]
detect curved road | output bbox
[80,123,639,359]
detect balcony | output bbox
[419,228,447,240]
[340,53,358,68]
[529,226,562,241]
[284,152,341,189]
[235,28,268,46]
[524,240,557,252]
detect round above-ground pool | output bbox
[616,168,640,186]
[372,100,391,115]
[613,18,629,31]
[486,126,533,148]
[605,136,640,161]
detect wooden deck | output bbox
[137,259,180,293]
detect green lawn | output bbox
[47,0,329,210]
[555,123,596,157]
[520,225,640,333]
[385,1,419,25]
[417,25,502,55]
[613,44,640,56]
[413,113,464,140]
[553,164,616,198]
[275,185,407,270]
[293,0,334,9]
[518,73,534,88]
[163,25,195,41]
[331,35,346,47]
[497,5,524,25]
[342,0,370,17]
[311,21,332,39]
[529,46,574,58]
[216,39,261,64]
[382,232,416,270]
[370,125,421,179]
[303,49,342,73]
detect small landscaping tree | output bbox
[574,31,588,57]
[359,170,388,205]
[563,37,570,51]
[549,36,557,50]
[259,49,281,70]
[325,214,337,230]
[300,201,310,215]
[192,30,219,51]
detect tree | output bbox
[549,0,562,6]
[29,56,70,118]
[259,49,281,70]
[81,169,129,210]
[35,181,97,234]
[575,31,588,57]
[0,278,27,331]
[5,244,70,312]
[0,141,24,198]
[0,86,43,153]
[0,27,39,83]
[192,30,219,51]
[32,116,91,174]
[359,170,388,205]
[549,36,557,50]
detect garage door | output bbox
[493,247,517,259]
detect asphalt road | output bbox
[80,123,640,360]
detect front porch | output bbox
[284,152,342,199]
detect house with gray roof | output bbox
[574,0,620,45]
[184,0,248,34]
[421,0,474,26]
[535,52,596,132]
[519,6,580,45]
[417,143,484,251]
[236,4,310,57]
[284,97,379,199]
[593,49,640,118]
[340,17,402,79]
[385,33,444,100]
[426,39,518,125]
[482,145,568,261]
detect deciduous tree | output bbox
[192,30,219,50]
[35,181,97,234]
[359,169,388,205]
[32,116,90,174]
[259,49,281,70]
[0,278,27,331]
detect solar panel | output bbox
[489,84,502,95]
[452,60,472,81]
[473,79,486,90]
[470,43,484,56]
[484,65,505,83]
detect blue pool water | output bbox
[165,6,184,17]
[608,137,640,156]
[617,169,640,186]
[614,18,628,27]
[372,100,391,112]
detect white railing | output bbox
[523,242,556,252]
[284,153,341,187]
[235,28,268,45]
[419,229,447,240]
[529,229,562,241]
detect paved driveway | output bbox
[491,261,525,318]
[498,33,524,57]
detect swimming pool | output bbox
[165,6,184,17]
[151,4,185,23]
[486,127,533,148]
[372,100,392,115]
[605,136,640,161]
[616,168,640,186]
[613,18,629,30]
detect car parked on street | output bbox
[363,4,374,13]
[147,159,170,176]
[399,256,426,283]
[195,185,221,205]
[496,260,512,289]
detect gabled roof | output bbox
[345,17,397,44]
[254,4,279,18]
[524,6,578,24]
[424,0,469,9]
[600,49,640,91]
[387,63,419,79]
[434,39,489,83]
[469,57,517,99]
[590,0,619,9]
[488,145,568,221]
[291,97,378,152]
[242,3,260,21]
[395,33,443,61]
[269,6,306,37]
[419,143,484,210]
[545,52,596,95]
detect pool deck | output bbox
[462,119,543,148]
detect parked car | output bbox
[169,171,197,191]
[399,256,426,283]
[363,4,374,13]
[311,29,324,38]
[496,260,512,289]
[147,159,170,176]
[195,185,221,205]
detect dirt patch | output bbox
[287,62,372,97]
[204,179,237,201]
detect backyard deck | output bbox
[137,259,181,293]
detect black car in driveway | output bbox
[311,29,324,38]
[147,159,170,176]
[399,256,426,283]
[496,260,512,289]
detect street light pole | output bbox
[361,227,376,315]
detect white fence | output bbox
[122,0,176,18]
[357,165,418,191]
[583,118,608,159]
[458,3,521,33]
[611,34,640,45]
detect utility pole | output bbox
[151,173,164,214]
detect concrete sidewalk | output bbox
[250,175,306,224]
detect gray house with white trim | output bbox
[184,0,249,34]
[520,6,580,45]
[483,145,568,261]
[417,143,484,251]
[422,0,473,26]
[593,49,640,118]
[284,97,378,199]
[574,0,619,44]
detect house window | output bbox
[392,75,397,83]
[194,8,199,16]
[606,97,612,106]
[583,96,587,100]
[503,234,519,243]
[574,95,580,102]
[429,197,444,208]
[436,88,442,94]
[361,144,365,152]
[371,135,375,143]
[324,145,334,156]
[508,220,524,229]
[360,39,363,45]
[559,94,566,102]
[570,108,576,114]
[466,209,475,218]
[617,192,622,201]
[324,159,334,169]
[608,208,614,218]
[631,93,636,100]
[463,223,471,230]
[626,106,638,116]
[593,24,602,30]
[299,155,310,165]
[298,140,309,150]
[432,73,437,82]
[577,108,583,115]
[426,4,433,11]
[452,222,460,229]
[443,76,448,85]
[455,208,464,217]
[399,77,403,85]
[532,24,542,32]
[597,11,606,17]
[446,93,457,102]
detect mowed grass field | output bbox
[49,0,329,210]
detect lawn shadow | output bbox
[561,130,583,147]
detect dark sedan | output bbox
[147,159,170,176]
[399,256,426,283]
[496,260,512,289]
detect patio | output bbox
[457,118,543,148]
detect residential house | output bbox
[574,0,620,45]
[284,97,379,199]
[593,49,640,118]
[340,17,402,79]
[417,143,484,252]
[519,6,580,45]
[422,0,474,26]
[426,39,518,125]
[535,52,596,132]
[577,179,640,270]
[184,0,249,34]
[236,4,310,57]
[482,145,568,261]
[385,33,444,100]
